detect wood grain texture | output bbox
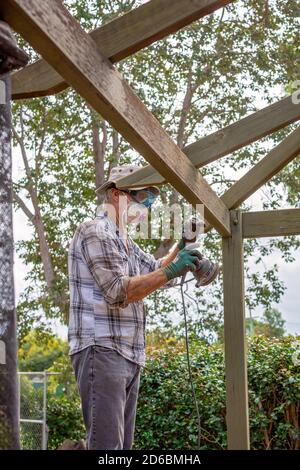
[1,0,230,235]
[117,94,300,188]
[243,208,300,238]
[222,126,300,209]
[222,210,250,450]
[10,0,233,99]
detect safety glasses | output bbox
[121,187,160,208]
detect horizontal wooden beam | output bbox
[10,0,233,99]
[243,208,300,238]
[222,126,300,209]
[2,0,230,236]
[117,94,300,189]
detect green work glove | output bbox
[163,248,202,281]
[177,238,186,251]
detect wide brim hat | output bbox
[96,165,160,194]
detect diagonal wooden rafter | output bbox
[116,94,300,189]
[1,0,231,235]
[222,125,300,209]
[197,126,300,233]
[10,0,234,100]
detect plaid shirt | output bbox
[68,210,161,367]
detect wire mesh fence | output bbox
[18,372,48,450]
[20,421,44,450]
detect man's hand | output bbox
[126,248,202,303]
[163,248,202,281]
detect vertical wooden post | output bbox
[222,209,250,449]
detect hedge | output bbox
[46,335,300,450]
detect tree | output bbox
[12,0,300,340]
[246,307,286,338]
[18,329,67,372]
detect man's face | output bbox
[123,191,147,223]
[112,188,147,224]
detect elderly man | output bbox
[68,165,205,450]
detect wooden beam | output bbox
[243,208,300,238]
[222,126,300,209]
[222,210,250,450]
[10,0,233,99]
[117,94,300,189]
[1,0,231,236]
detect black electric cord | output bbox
[183,284,206,340]
[180,274,201,449]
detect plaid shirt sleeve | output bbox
[132,241,161,275]
[81,225,130,308]
[133,240,177,287]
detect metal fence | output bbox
[18,372,47,450]
[18,371,59,450]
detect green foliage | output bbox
[246,308,286,338]
[134,335,300,449]
[248,336,300,449]
[262,308,286,338]
[40,334,300,450]
[18,330,67,372]
[20,375,44,420]
[47,350,79,399]
[135,340,227,450]
[46,396,85,450]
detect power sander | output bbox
[185,242,220,287]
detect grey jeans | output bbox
[71,345,141,450]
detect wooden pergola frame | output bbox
[1,0,299,450]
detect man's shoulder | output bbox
[74,216,117,242]
[73,219,96,238]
